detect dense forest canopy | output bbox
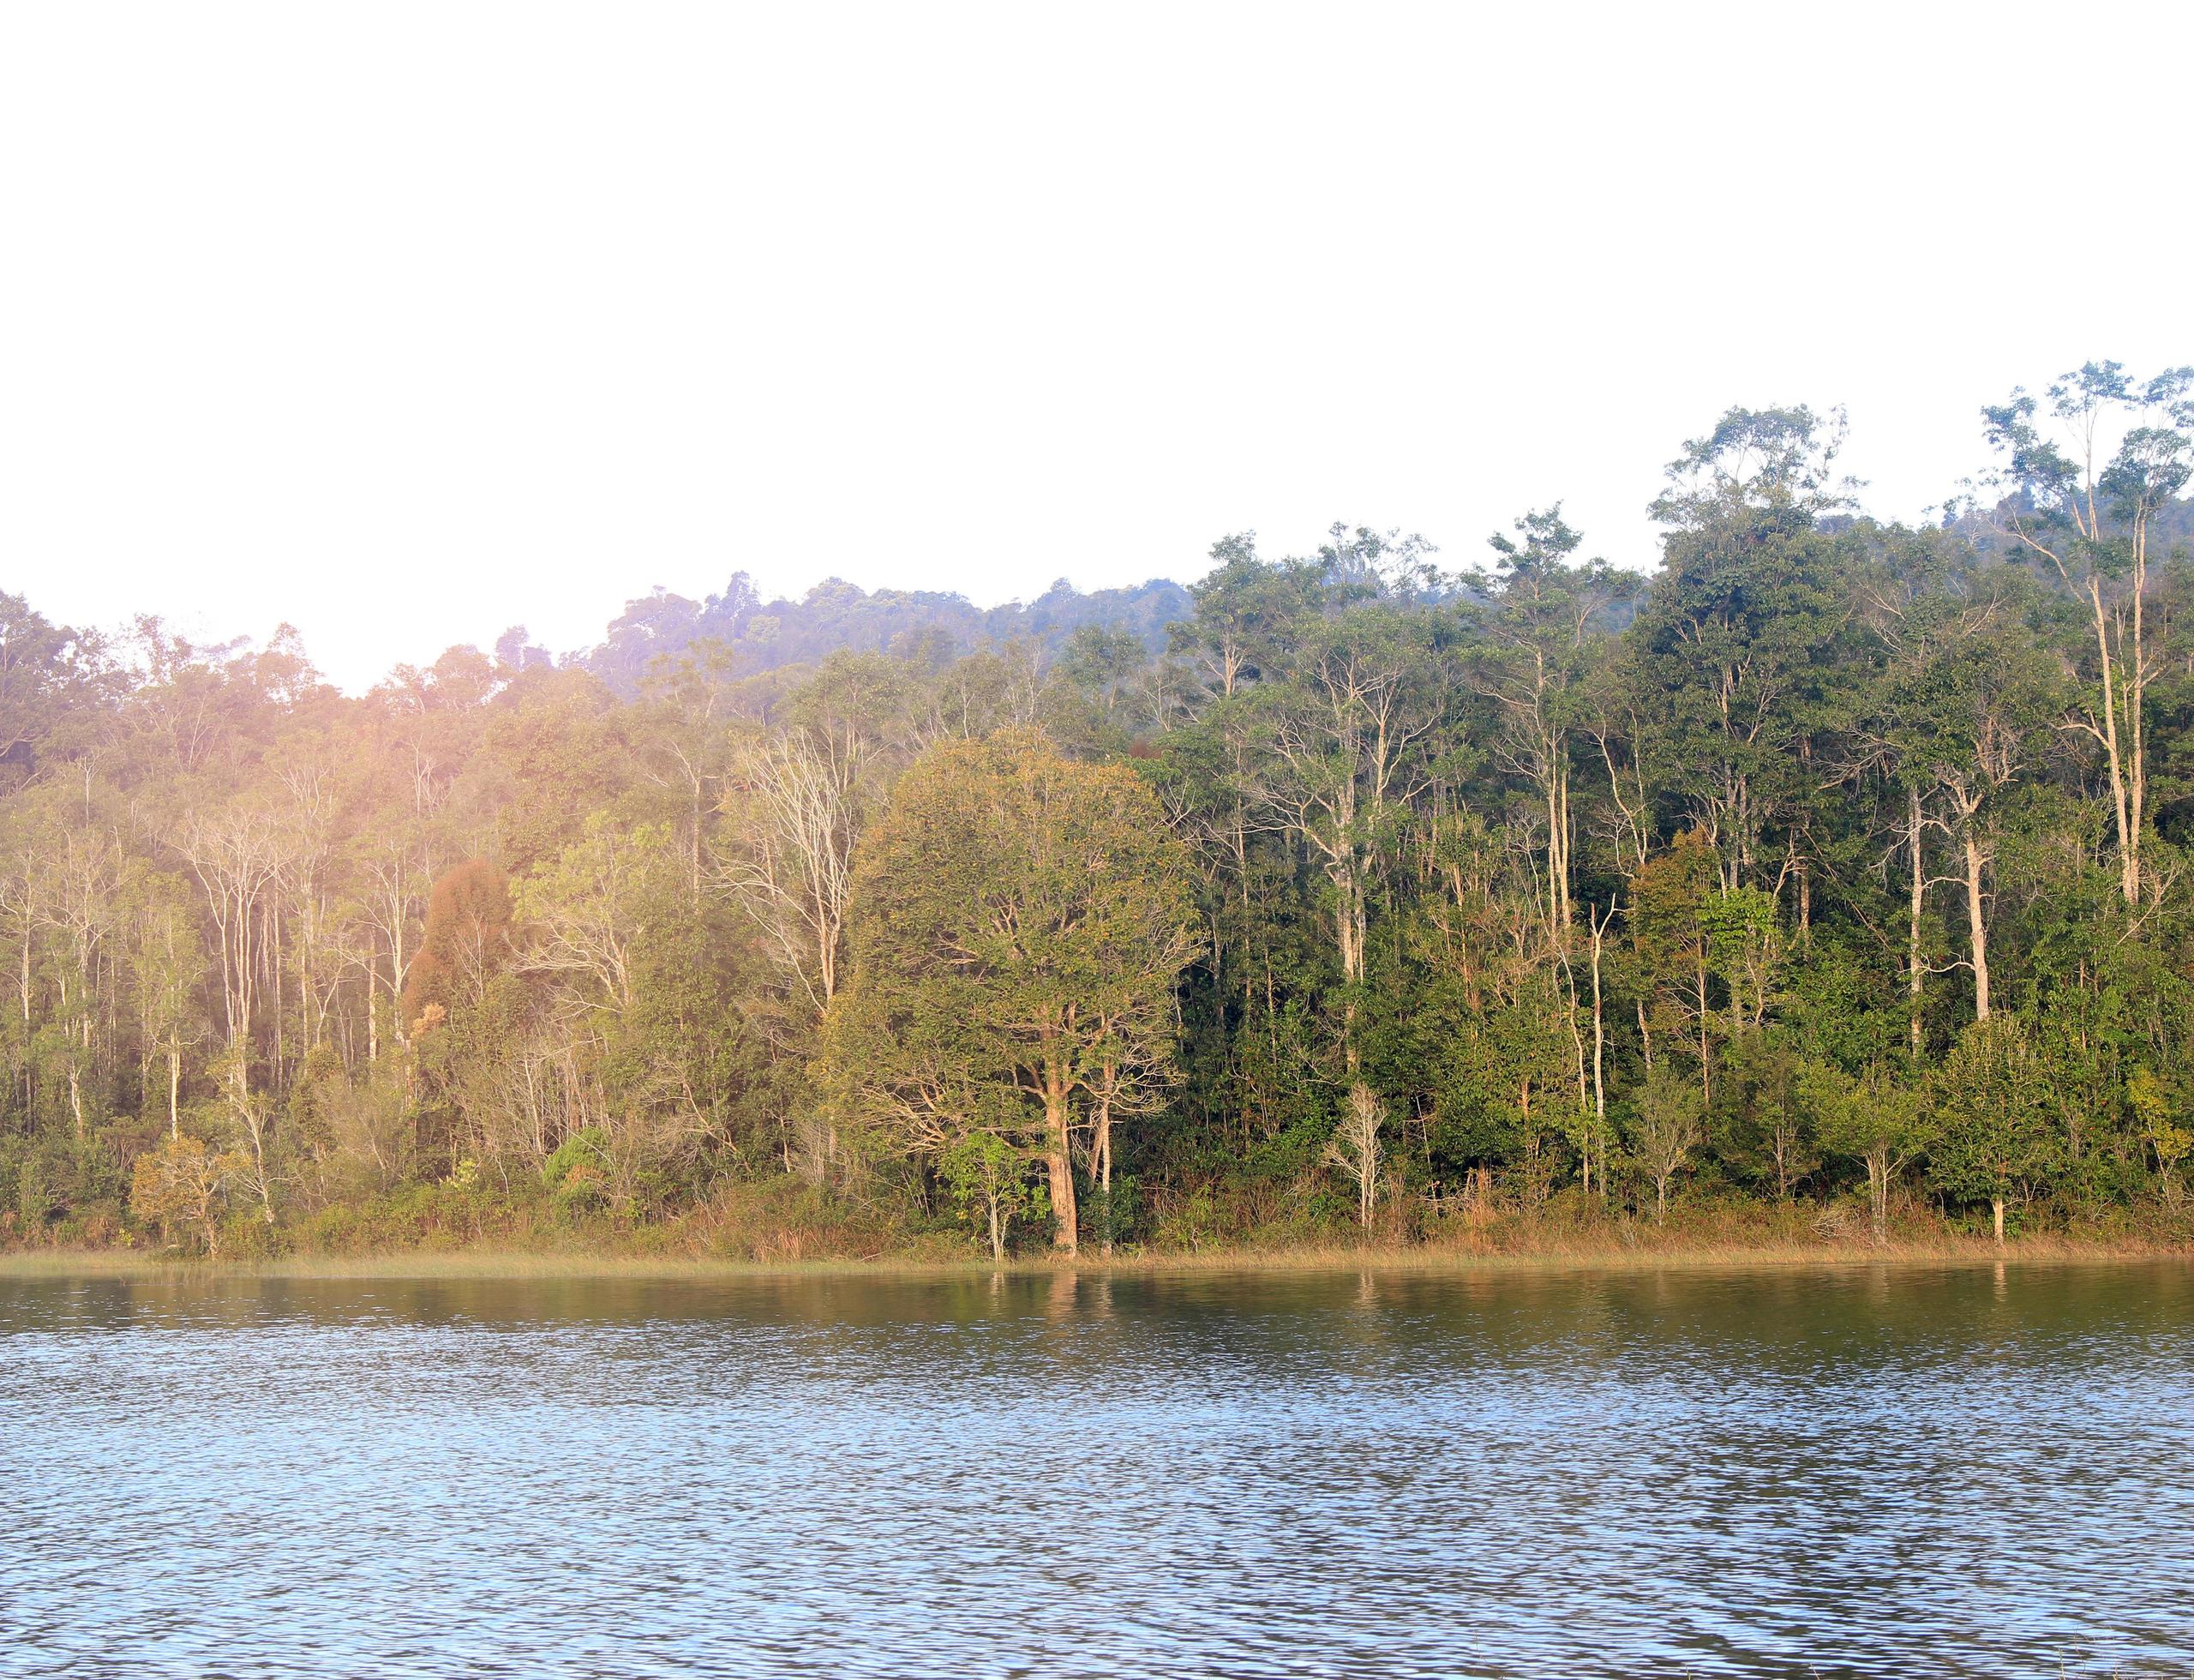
[9,363,2194,1257]
[577,572,1196,698]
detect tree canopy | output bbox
[9,369,2194,1257]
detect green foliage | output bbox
[543,1126,613,1212]
[9,383,2194,1259]
[1927,1017,2058,1233]
[937,1131,1048,1260]
[1628,1067,1705,1224]
[825,729,1200,1252]
[1798,1057,1921,1245]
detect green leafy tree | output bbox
[1244,603,1449,1064]
[1927,1016,2056,1244]
[938,1119,1048,1262]
[1628,1065,1704,1225]
[1630,830,1722,1100]
[1470,506,1635,941]
[2125,1068,2190,1206]
[1628,406,1860,892]
[1799,1058,1921,1245]
[827,729,1198,1252]
[1982,362,2194,903]
[1717,1028,1808,1201]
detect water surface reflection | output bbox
[2,1263,2188,1677]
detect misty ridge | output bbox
[573,573,1197,699]
[7,372,2194,1264]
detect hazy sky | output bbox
[4,2,2189,692]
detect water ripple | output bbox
[1,1264,2189,1677]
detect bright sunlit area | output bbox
[5,1,2185,688]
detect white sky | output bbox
[4,1,2190,692]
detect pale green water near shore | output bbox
[3,1264,2190,1677]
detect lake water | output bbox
[1,1263,2190,1678]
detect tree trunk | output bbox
[1868,1154,1888,1248]
[1563,957,1590,1191]
[1094,1101,1114,1257]
[1992,1195,2005,1247]
[2087,580,2136,907]
[1907,788,1925,1053]
[1046,1101,1077,1255]
[2128,530,2149,906]
[1589,909,1607,1199]
[1963,831,1990,1021]
[1337,858,1365,1075]
[1694,949,1711,1106]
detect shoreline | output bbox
[3,1234,2187,1283]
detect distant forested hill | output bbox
[576,571,1196,695]
[1946,486,2194,561]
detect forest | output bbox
[7,364,2194,1261]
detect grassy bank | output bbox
[9,1173,2189,1280]
[3,1227,2185,1282]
